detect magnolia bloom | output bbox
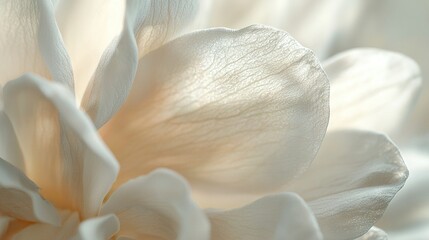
[0,0,411,240]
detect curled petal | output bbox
[3,74,119,218]
[101,25,329,195]
[81,0,199,127]
[71,214,119,240]
[287,130,408,239]
[0,158,59,225]
[325,48,421,136]
[0,0,73,90]
[0,216,11,238]
[101,169,210,240]
[207,193,322,240]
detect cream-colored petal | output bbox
[325,49,421,136]
[101,25,329,193]
[287,130,408,239]
[0,0,73,90]
[82,0,199,128]
[3,74,119,218]
[101,169,210,240]
[0,158,59,225]
[0,112,24,170]
[13,211,79,240]
[354,227,387,240]
[208,192,322,240]
[377,143,429,230]
[0,216,12,238]
[54,0,125,101]
[71,214,119,240]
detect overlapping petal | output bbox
[72,214,119,240]
[54,0,125,101]
[81,0,199,128]
[3,74,119,218]
[101,25,329,193]
[286,130,408,239]
[0,112,24,170]
[377,143,429,231]
[101,169,209,240]
[0,0,73,90]
[13,211,79,240]
[0,158,59,225]
[325,49,421,136]
[207,193,322,240]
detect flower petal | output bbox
[71,214,119,240]
[0,0,73,90]
[101,25,329,193]
[3,74,119,218]
[0,216,11,238]
[325,49,421,136]
[286,130,408,239]
[101,169,210,240]
[0,158,59,225]
[54,0,125,101]
[13,211,79,240]
[207,192,322,240]
[377,144,429,230]
[81,0,200,128]
[354,227,387,240]
[0,111,24,170]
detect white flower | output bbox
[0,0,411,240]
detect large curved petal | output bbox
[101,25,330,194]
[207,192,322,240]
[377,142,429,230]
[325,49,421,136]
[286,130,408,239]
[3,74,119,218]
[0,158,59,225]
[81,0,199,127]
[0,0,73,90]
[71,214,119,240]
[101,169,210,240]
[13,211,79,240]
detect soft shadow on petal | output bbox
[0,112,24,170]
[325,48,421,137]
[3,74,119,218]
[354,227,387,240]
[0,216,11,238]
[54,0,125,101]
[13,211,79,240]
[101,25,329,194]
[377,143,429,230]
[0,0,73,90]
[0,158,59,226]
[81,0,199,128]
[207,192,322,240]
[71,214,119,240]
[101,169,210,240]
[286,130,408,239]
